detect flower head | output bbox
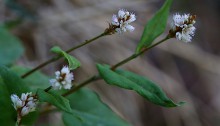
[50,66,74,90]
[11,92,37,116]
[170,13,196,42]
[106,9,136,34]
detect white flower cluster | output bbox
[50,66,74,90]
[171,13,196,42]
[11,92,37,116]
[111,9,136,33]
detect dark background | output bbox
[1,0,220,126]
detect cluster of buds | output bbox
[169,13,196,42]
[50,66,74,90]
[11,92,37,117]
[105,9,136,34]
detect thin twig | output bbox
[21,32,107,78]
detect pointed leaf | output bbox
[136,0,173,53]
[62,88,131,126]
[51,46,81,70]
[37,89,72,113]
[97,64,184,107]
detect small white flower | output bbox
[126,13,136,23]
[125,25,135,32]
[27,101,36,108]
[10,92,37,117]
[112,14,119,26]
[11,94,23,109]
[50,66,74,90]
[171,13,196,42]
[50,79,62,90]
[61,66,70,74]
[21,93,28,101]
[118,9,126,18]
[110,9,136,34]
[21,106,29,116]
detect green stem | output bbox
[111,36,169,70]
[21,32,107,78]
[63,36,170,96]
[44,86,52,92]
[16,114,21,126]
[62,75,101,96]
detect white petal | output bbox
[121,26,127,32]
[182,33,192,42]
[63,83,72,89]
[173,14,184,27]
[49,79,57,84]
[182,14,189,22]
[27,101,36,108]
[115,28,122,34]
[51,79,62,90]
[61,66,70,74]
[21,106,29,116]
[21,93,28,101]
[126,13,136,23]
[65,73,74,83]
[118,9,125,18]
[27,97,33,101]
[111,14,119,26]
[176,32,182,40]
[11,94,23,108]
[125,25,135,32]
[55,71,60,77]
[11,94,19,103]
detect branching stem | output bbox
[21,32,107,78]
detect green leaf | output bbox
[11,66,50,92]
[62,88,131,126]
[97,64,183,107]
[0,65,29,95]
[0,78,16,126]
[136,0,173,53]
[0,26,24,65]
[37,89,72,113]
[51,46,81,70]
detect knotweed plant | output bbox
[0,0,197,125]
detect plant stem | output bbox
[21,32,107,78]
[62,36,169,96]
[62,75,101,96]
[44,86,52,92]
[16,114,21,126]
[111,36,169,70]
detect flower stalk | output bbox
[21,32,108,78]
